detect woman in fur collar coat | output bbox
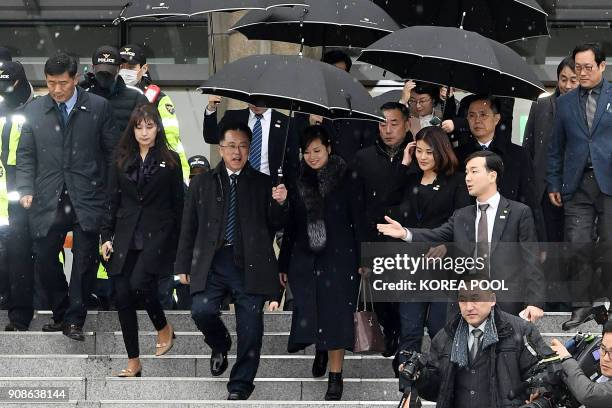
[278,125,363,401]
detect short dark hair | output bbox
[556,56,576,78]
[415,126,459,176]
[321,50,352,72]
[572,42,606,65]
[604,320,612,336]
[300,125,331,152]
[468,94,500,115]
[465,150,504,181]
[219,121,252,143]
[44,53,78,77]
[413,82,440,104]
[380,101,410,120]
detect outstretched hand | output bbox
[377,216,407,240]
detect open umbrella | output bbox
[372,0,548,43]
[230,0,400,50]
[116,0,307,21]
[358,26,545,101]
[114,0,307,72]
[198,54,382,176]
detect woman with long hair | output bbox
[101,103,184,377]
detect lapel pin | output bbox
[160,162,166,167]
[433,185,440,191]
[80,106,87,111]
[275,123,281,128]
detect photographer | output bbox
[549,321,612,407]
[413,286,549,408]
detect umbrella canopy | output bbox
[117,0,307,21]
[198,54,382,121]
[358,26,545,101]
[373,89,403,107]
[230,0,400,48]
[372,0,548,44]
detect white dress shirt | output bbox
[248,108,271,175]
[467,319,488,350]
[475,191,500,244]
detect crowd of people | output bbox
[0,39,610,406]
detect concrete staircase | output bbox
[0,310,601,407]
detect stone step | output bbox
[0,332,578,356]
[0,310,601,334]
[1,401,425,407]
[0,355,396,379]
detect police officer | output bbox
[0,60,35,331]
[119,44,190,183]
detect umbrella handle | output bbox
[278,102,294,186]
[209,12,217,73]
[298,7,309,57]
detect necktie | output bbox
[480,144,488,151]
[59,102,68,127]
[224,174,238,245]
[470,329,483,364]
[249,114,263,171]
[477,203,490,269]
[586,90,597,130]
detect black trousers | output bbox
[191,246,266,395]
[5,202,35,328]
[112,250,167,359]
[564,171,612,306]
[33,193,98,326]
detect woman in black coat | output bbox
[101,103,184,377]
[278,126,362,401]
[394,126,471,389]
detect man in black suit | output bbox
[454,95,543,240]
[378,151,545,321]
[203,96,299,187]
[176,121,287,400]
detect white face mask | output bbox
[119,69,139,86]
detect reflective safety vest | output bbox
[156,94,190,184]
[0,114,25,166]
[0,117,12,227]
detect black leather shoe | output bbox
[562,307,593,331]
[62,324,85,341]
[210,350,228,376]
[5,322,28,331]
[42,321,64,332]
[324,372,343,401]
[312,350,328,378]
[227,390,251,400]
[382,334,399,358]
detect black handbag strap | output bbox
[356,275,376,312]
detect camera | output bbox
[516,331,604,408]
[399,350,427,382]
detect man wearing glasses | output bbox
[547,42,612,331]
[550,320,612,407]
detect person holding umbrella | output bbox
[278,125,362,400]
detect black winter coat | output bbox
[175,162,287,297]
[16,88,118,238]
[81,73,148,133]
[416,307,550,408]
[278,157,363,351]
[101,150,184,288]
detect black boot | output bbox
[324,372,343,401]
[312,350,328,377]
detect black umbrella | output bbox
[372,0,548,44]
[116,0,307,21]
[358,26,545,101]
[230,0,400,49]
[198,54,382,177]
[373,89,402,107]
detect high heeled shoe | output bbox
[155,324,176,357]
[117,367,142,377]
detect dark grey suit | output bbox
[409,195,545,309]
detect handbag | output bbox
[353,275,386,354]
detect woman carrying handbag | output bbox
[278,125,363,400]
[101,103,184,377]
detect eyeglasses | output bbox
[409,98,432,106]
[467,112,492,121]
[220,143,249,151]
[575,64,596,73]
[601,345,612,359]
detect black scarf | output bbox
[297,155,347,252]
[125,145,159,190]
